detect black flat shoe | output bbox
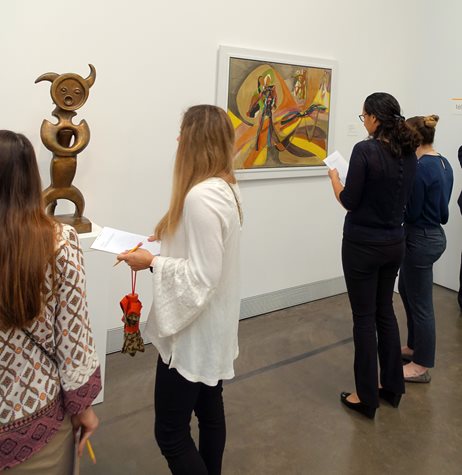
[378,388,402,408]
[340,392,376,419]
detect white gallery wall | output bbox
[3,0,459,339]
[414,2,462,290]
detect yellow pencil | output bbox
[113,241,143,267]
[86,439,96,464]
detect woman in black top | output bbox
[458,146,462,311]
[328,92,419,418]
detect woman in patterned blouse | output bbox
[0,130,101,473]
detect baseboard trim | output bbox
[106,276,346,354]
[239,276,346,319]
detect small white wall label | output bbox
[347,123,360,136]
[450,98,462,115]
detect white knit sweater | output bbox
[145,178,242,386]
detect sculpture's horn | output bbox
[85,64,96,88]
[34,72,59,84]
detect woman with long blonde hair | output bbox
[0,130,101,473]
[118,105,242,475]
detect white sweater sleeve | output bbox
[151,184,227,337]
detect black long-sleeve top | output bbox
[457,145,462,214]
[339,139,417,243]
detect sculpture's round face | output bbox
[52,76,88,110]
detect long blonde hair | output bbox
[155,105,235,239]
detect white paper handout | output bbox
[90,226,161,256]
[323,150,349,185]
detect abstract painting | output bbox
[217,46,336,179]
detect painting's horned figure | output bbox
[35,64,96,233]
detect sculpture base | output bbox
[54,214,92,234]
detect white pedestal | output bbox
[80,224,111,405]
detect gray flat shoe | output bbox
[404,370,431,383]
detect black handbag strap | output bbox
[22,328,59,366]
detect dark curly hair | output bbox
[364,92,420,157]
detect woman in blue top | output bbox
[398,115,453,383]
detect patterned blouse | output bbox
[0,225,101,470]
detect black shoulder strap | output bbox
[22,328,58,366]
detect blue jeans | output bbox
[398,225,446,367]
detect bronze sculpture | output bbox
[36,64,96,233]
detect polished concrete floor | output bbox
[82,285,462,474]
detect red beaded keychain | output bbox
[119,270,145,356]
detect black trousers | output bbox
[154,356,226,475]
[342,237,405,408]
[459,189,462,309]
[458,252,462,310]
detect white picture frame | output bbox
[216,45,337,181]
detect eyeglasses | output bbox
[358,113,368,122]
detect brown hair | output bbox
[0,130,56,330]
[155,105,235,239]
[405,115,439,145]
